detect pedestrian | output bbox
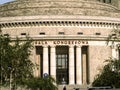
[63,86,66,90]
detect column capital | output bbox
[76,45,82,48]
[42,45,49,48]
[50,45,56,48]
[69,45,75,48]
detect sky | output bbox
[0,0,15,4]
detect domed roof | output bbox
[0,0,119,17]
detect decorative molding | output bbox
[0,21,119,28]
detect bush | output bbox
[24,76,58,90]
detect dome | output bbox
[0,0,119,17]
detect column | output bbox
[31,45,37,77]
[82,50,87,84]
[50,45,56,79]
[76,45,82,85]
[69,45,75,84]
[35,54,40,77]
[116,49,119,59]
[112,45,117,59]
[43,45,49,74]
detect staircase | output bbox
[58,85,88,90]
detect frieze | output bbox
[34,40,88,46]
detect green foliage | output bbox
[92,58,120,88]
[0,35,58,90]
[106,28,120,45]
[0,35,34,88]
[24,76,58,90]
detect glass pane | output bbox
[58,59,61,66]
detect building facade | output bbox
[0,0,120,89]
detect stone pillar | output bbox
[116,48,119,59]
[31,45,37,77]
[112,45,117,59]
[50,45,56,79]
[76,45,82,85]
[82,52,87,84]
[69,45,75,84]
[43,45,49,74]
[36,54,40,77]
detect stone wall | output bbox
[89,45,112,83]
[0,0,119,17]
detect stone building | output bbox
[0,0,120,89]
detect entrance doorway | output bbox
[56,46,69,84]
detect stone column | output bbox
[76,45,82,85]
[36,54,40,77]
[50,45,56,80]
[69,45,75,84]
[43,45,49,74]
[112,45,117,59]
[31,45,37,77]
[82,51,87,84]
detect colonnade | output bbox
[42,45,83,85]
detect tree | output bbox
[0,35,58,90]
[107,28,120,45]
[24,76,58,90]
[0,35,34,89]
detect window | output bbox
[21,33,26,35]
[56,54,68,69]
[4,34,9,36]
[56,54,68,84]
[77,32,83,35]
[95,32,101,35]
[39,32,45,35]
[58,32,64,35]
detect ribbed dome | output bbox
[0,0,119,17]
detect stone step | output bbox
[58,85,88,90]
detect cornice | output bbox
[0,16,120,28]
[10,35,108,41]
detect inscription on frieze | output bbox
[34,40,88,46]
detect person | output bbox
[63,86,66,90]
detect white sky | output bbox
[0,0,15,4]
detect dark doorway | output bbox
[56,46,69,84]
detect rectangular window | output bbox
[58,32,64,35]
[95,33,101,35]
[77,32,83,35]
[39,32,45,35]
[21,33,26,35]
[56,54,68,69]
[4,34,9,36]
